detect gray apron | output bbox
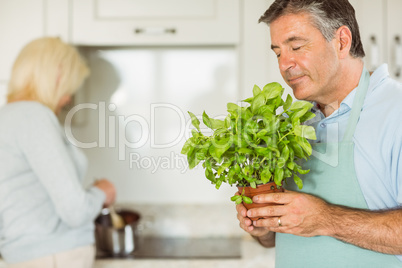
[276,68,402,267]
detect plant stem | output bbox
[278,131,293,143]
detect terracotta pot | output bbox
[237,181,284,221]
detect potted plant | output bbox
[181,82,316,219]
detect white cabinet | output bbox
[0,0,69,83]
[71,0,240,46]
[241,0,292,99]
[0,0,45,82]
[351,0,402,81]
[386,0,402,81]
[350,0,385,72]
[0,83,7,107]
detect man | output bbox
[236,0,402,267]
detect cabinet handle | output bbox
[395,36,402,78]
[134,27,176,35]
[369,36,380,71]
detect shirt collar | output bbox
[312,64,387,119]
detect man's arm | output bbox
[247,190,402,254]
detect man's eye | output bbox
[276,53,281,58]
[292,47,301,51]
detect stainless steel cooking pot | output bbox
[94,208,141,256]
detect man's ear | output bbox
[336,25,352,59]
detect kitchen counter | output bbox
[0,237,275,268]
[0,203,276,267]
[94,236,275,268]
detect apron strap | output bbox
[343,67,370,142]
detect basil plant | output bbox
[181,83,316,203]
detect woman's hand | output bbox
[94,179,116,207]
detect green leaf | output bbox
[215,179,223,189]
[235,197,243,205]
[214,142,232,159]
[202,111,212,129]
[294,125,317,140]
[217,158,232,176]
[274,167,284,186]
[250,181,257,189]
[187,149,201,169]
[256,105,274,116]
[205,168,216,183]
[279,121,292,132]
[188,111,201,132]
[287,161,295,170]
[289,100,314,111]
[300,111,316,123]
[253,85,262,96]
[284,94,293,110]
[191,129,201,139]
[209,118,225,129]
[261,168,272,184]
[297,168,310,175]
[290,141,305,159]
[227,102,241,112]
[242,196,253,204]
[293,175,303,189]
[238,148,254,155]
[291,108,310,122]
[277,157,286,168]
[181,138,193,155]
[281,145,290,161]
[224,115,231,128]
[231,195,242,202]
[262,82,283,99]
[242,97,254,104]
[251,93,266,113]
[297,137,313,156]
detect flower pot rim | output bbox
[236,181,279,188]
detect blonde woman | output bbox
[0,37,116,268]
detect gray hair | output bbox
[259,0,365,58]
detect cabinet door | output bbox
[387,0,402,81]
[0,0,45,82]
[71,0,240,45]
[350,0,385,72]
[241,0,292,98]
[0,83,7,107]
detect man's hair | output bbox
[259,0,365,58]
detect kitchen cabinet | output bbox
[386,0,402,81]
[240,0,292,99]
[71,0,240,46]
[351,0,402,81]
[0,83,7,107]
[0,0,45,82]
[0,0,69,85]
[349,0,385,72]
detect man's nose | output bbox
[278,51,296,73]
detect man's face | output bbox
[270,12,340,102]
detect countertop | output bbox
[0,237,275,268]
[0,203,276,267]
[93,236,275,268]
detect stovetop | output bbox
[96,237,241,259]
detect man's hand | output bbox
[235,192,275,247]
[247,190,333,237]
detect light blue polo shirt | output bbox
[309,64,402,211]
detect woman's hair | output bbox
[259,0,365,58]
[7,37,89,111]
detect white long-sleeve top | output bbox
[0,101,105,264]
